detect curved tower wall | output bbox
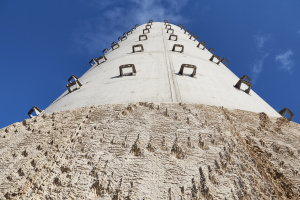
[43,22,281,117]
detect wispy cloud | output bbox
[250,34,270,82]
[72,0,189,54]
[254,34,269,49]
[298,30,300,34]
[251,53,269,82]
[166,0,188,12]
[275,50,294,73]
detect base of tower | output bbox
[0,103,298,199]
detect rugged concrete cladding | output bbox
[0,103,299,199]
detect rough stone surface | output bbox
[0,103,299,199]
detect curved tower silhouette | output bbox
[41,21,286,118]
[0,21,298,199]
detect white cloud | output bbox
[254,34,269,49]
[275,50,294,73]
[251,53,269,82]
[72,0,189,54]
[166,0,188,12]
[250,33,271,82]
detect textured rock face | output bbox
[0,103,299,199]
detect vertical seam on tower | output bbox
[161,23,181,103]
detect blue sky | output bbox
[0,0,299,128]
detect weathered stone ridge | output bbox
[0,103,299,199]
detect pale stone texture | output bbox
[0,103,299,199]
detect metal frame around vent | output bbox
[66,75,82,93]
[119,36,127,41]
[89,55,107,66]
[169,34,178,41]
[119,64,137,77]
[234,75,252,94]
[197,41,206,50]
[208,48,215,54]
[178,64,197,78]
[121,36,127,41]
[102,48,109,55]
[143,29,150,34]
[132,44,144,53]
[220,58,229,66]
[28,106,42,118]
[167,29,174,34]
[172,44,184,53]
[278,108,294,121]
[111,42,120,50]
[209,55,222,64]
[139,35,148,41]
[193,36,199,41]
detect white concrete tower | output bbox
[2,20,299,200]
[37,21,288,118]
